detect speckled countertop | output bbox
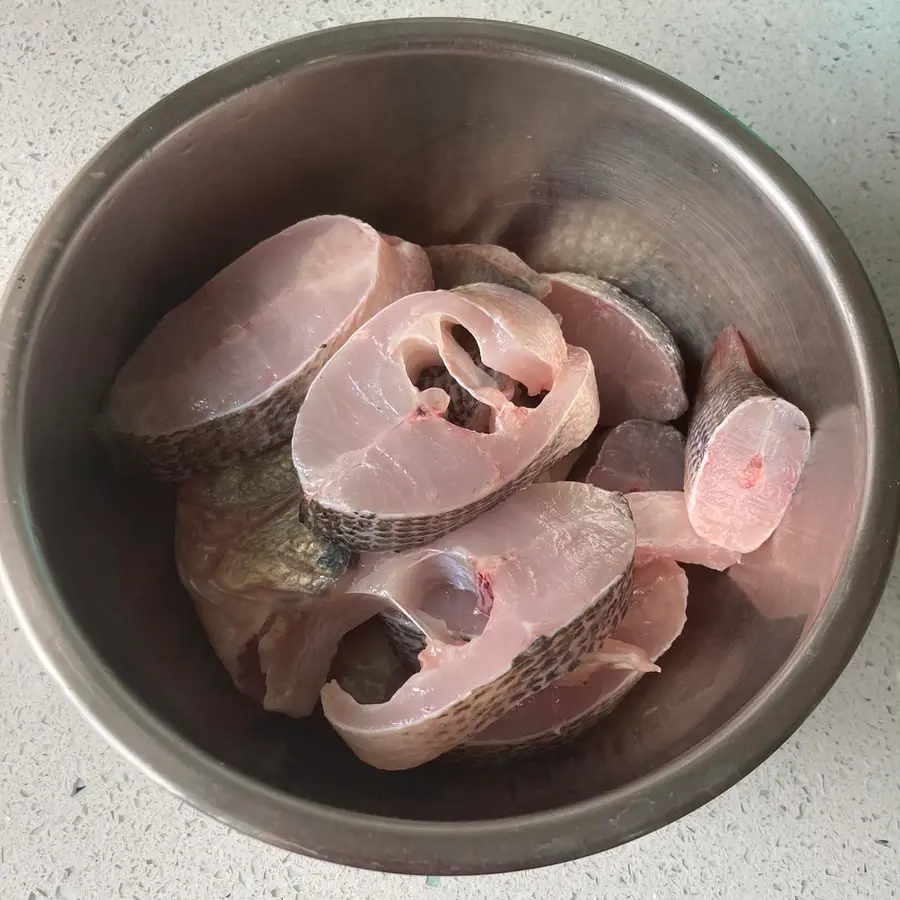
[1,1,898,898]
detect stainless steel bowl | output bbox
[2,19,898,875]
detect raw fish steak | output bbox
[176,444,374,717]
[685,329,811,553]
[105,215,433,480]
[320,482,635,770]
[627,491,742,571]
[541,273,687,425]
[292,283,600,551]
[586,419,685,493]
[465,558,687,756]
[426,243,551,298]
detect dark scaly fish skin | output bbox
[187,443,298,511]
[222,504,353,597]
[181,443,352,597]
[426,244,551,299]
[380,610,428,665]
[316,542,356,581]
[176,445,362,717]
[330,618,415,706]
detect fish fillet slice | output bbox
[175,446,371,717]
[105,215,432,479]
[426,243,551,298]
[464,558,688,755]
[321,482,636,770]
[292,283,600,551]
[627,491,742,571]
[685,329,811,553]
[541,273,688,426]
[586,419,685,493]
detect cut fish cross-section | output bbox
[465,557,687,757]
[292,283,600,551]
[685,329,811,554]
[104,215,433,480]
[321,482,636,770]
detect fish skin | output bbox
[461,558,687,758]
[181,442,299,512]
[104,215,433,481]
[329,618,414,706]
[554,637,659,685]
[292,284,600,551]
[178,444,353,598]
[626,490,742,571]
[175,445,369,717]
[586,419,686,494]
[320,483,636,770]
[541,273,688,426]
[685,328,811,553]
[380,609,428,663]
[426,243,551,299]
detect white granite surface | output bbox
[1,1,898,897]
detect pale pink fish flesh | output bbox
[466,558,687,755]
[685,328,811,553]
[426,243,551,298]
[104,215,432,480]
[586,419,685,493]
[292,283,600,551]
[535,446,585,484]
[175,445,374,717]
[541,273,688,426]
[626,490,742,571]
[321,482,636,770]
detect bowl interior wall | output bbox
[20,48,862,820]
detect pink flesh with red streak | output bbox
[471,558,687,744]
[685,330,811,553]
[626,491,742,571]
[292,284,599,517]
